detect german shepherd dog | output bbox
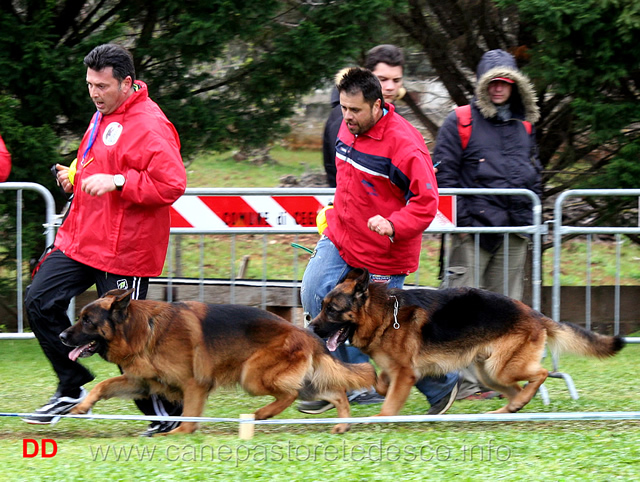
[310,268,625,417]
[59,289,376,435]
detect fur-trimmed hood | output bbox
[474,49,539,123]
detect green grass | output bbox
[1,338,639,480]
[185,146,322,188]
[3,148,640,479]
[544,236,640,286]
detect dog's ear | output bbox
[350,268,370,299]
[103,288,132,297]
[109,288,134,320]
[345,267,369,283]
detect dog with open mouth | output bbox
[60,288,376,435]
[310,268,625,417]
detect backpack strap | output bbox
[455,105,473,150]
[455,104,533,150]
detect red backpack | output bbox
[455,104,532,150]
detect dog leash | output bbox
[290,243,313,254]
[390,295,400,329]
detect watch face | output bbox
[114,174,125,188]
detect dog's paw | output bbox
[486,407,511,414]
[70,403,90,415]
[331,423,351,434]
[160,423,195,436]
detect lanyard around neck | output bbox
[81,111,102,166]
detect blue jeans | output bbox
[301,236,458,405]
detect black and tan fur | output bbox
[60,289,376,435]
[310,268,625,417]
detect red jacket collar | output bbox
[111,80,149,116]
[343,103,396,141]
[355,101,394,142]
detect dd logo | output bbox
[22,439,58,458]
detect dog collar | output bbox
[390,296,400,329]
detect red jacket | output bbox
[325,103,438,275]
[55,81,186,277]
[0,134,10,182]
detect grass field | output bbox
[1,338,639,480]
[184,146,321,188]
[2,148,640,480]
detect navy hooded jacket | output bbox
[434,49,541,252]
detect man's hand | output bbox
[81,174,118,197]
[54,164,74,194]
[367,215,394,237]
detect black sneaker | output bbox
[140,420,181,437]
[22,388,88,425]
[350,390,385,405]
[297,400,335,415]
[426,380,460,415]
[297,390,385,414]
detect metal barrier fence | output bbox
[1,186,545,337]
[2,186,638,348]
[160,186,543,308]
[2,184,639,414]
[0,183,56,339]
[553,189,640,338]
[548,189,640,399]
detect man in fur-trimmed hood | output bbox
[433,49,543,401]
[474,49,540,124]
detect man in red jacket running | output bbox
[23,44,187,436]
[299,68,459,416]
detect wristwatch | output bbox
[113,174,126,191]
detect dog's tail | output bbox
[543,317,625,359]
[307,351,377,394]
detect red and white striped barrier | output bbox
[170,195,456,231]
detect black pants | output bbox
[25,248,182,418]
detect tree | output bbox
[386,0,640,236]
[0,0,393,265]
[506,0,640,241]
[1,0,639,285]
[0,0,400,313]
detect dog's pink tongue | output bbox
[68,345,87,362]
[326,332,340,352]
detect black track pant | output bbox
[25,248,182,418]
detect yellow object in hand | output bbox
[68,158,78,185]
[316,204,333,235]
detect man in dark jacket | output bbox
[434,49,541,400]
